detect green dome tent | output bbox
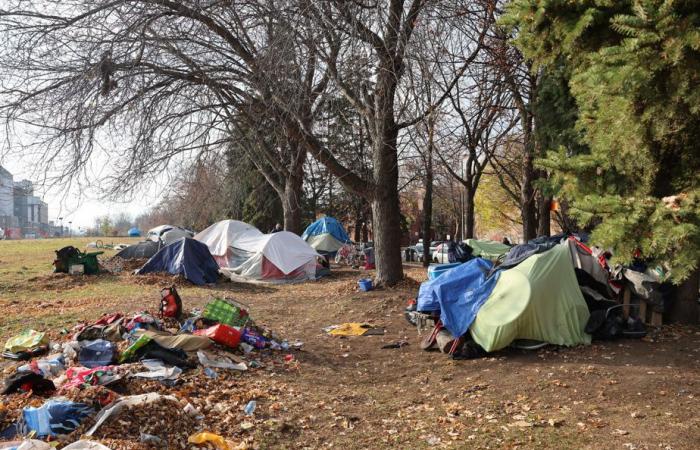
[470,243,591,352]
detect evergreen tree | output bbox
[505,0,700,283]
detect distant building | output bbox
[0,164,50,238]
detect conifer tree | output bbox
[504,0,700,286]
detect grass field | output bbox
[0,237,226,336]
[0,238,699,449]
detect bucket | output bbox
[358,278,373,292]
[69,264,85,275]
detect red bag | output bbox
[160,286,183,319]
[194,324,241,348]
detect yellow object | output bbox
[188,432,231,450]
[4,329,48,353]
[328,323,370,336]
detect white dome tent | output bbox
[194,219,263,268]
[146,225,193,246]
[219,231,321,283]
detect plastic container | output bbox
[358,279,373,292]
[194,324,241,349]
[69,264,85,275]
[427,262,462,280]
[244,400,256,415]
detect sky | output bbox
[1,157,161,230]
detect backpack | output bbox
[159,286,183,319]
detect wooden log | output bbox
[622,287,631,319]
[639,300,647,323]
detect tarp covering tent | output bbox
[417,258,500,339]
[128,227,141,237]
[465,239,511,261]
[220,231,321,283]
[470,243,591,352]
[136,238,219,285]
[114,240,160,259]
[146,225,193,246]
[301,216,351,254]
[194,220,263,268]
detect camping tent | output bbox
[128,227,141,237]
[115,240,160,259]
[469,243,591,352]
[193,220,263,267]
[220,231,321,283]
[136,237,219,285]
[301,216,351,254]
[464,239,511,261]
[146,225,193,245]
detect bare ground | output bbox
[0,244,699,449]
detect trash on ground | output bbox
[325,323,385,336]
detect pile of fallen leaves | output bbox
[101,257,149,274]
[25,273,89,291]
[76,396,199,447]
[387,276,421,291]
[129,272,190,286]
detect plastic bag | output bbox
[188,432,231,450]
[78,340,115,368]
[197,351,247,371]
[4,330,48,353]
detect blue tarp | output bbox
[416,257,500,338]
[137,238,219,285]
[128,227,141,237]
[301,216,351,243]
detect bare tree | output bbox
[282,1,494,283]
[0,0,329,235]
[0,0,493,285]
[484,20,548,240]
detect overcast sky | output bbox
[1,156,161,230]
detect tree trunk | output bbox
[370,120,403,285]
[353,201,363,242]
[421,158,433,268]
[464,187,476,239]
[282,164,303,234]
[372,191,403,284]
[667,268,699,324]
[537,192,551,237]
[521,140,538,241]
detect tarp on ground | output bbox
[194,220,263,267]
[416,258,500,338]
[220,231,320,283]
[464,239,511,261]
[136,237,219,285]
[114,240,160,259]
[127,227,141,237]
[470,243,591,352]
[301,216,351,253]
